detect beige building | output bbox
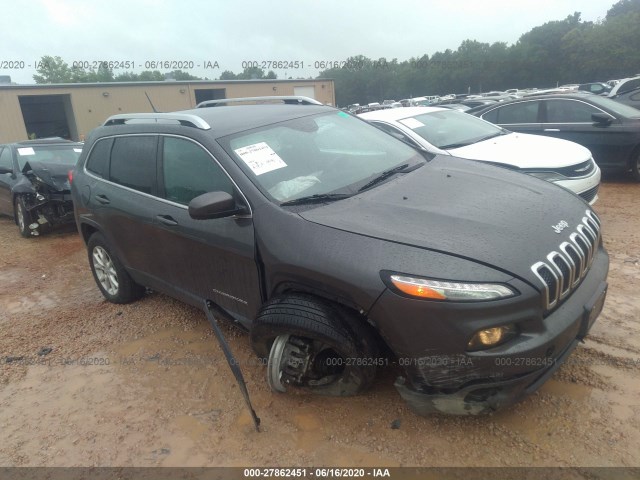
[0,79,335,143]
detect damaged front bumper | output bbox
[368,248,609,415]
[25,192,75,227]
[395,336,580,415]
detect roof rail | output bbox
[103,113,211,130]
[196,96,323,108]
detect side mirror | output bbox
[592,113,612,125]
[188,191,248,220]
[0,166,13,175]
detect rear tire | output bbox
[14,196,33,238]
[251,294,379,396]
[87,232,145,304]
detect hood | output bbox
[23,161,73,191]
[447,132,592,169]
[299,156,592,286]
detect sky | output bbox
[1,0,612,84]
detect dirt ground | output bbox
[0,177,639,469]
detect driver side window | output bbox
[161,137,234,205]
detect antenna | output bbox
[145,91,159,113]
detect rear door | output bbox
[479,99,542,134]
[85,135,162,283]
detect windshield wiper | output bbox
[441,131,508,150]
[280,193,352,206]
[357,163,419,192]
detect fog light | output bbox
[467,324,516,351]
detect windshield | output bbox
[398,109,505,149]
[16,145,82,170]
[223,111,421,202]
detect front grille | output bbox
[578,184,599,203]
[531,210,601,312]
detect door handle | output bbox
[95,194,110,205]
[543,129,560,132]
[156,215,178,226]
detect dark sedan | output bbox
[472,93,640,180]
[0,138,82,237]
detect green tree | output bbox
[607,0,640,18]
[165,70,202,80]
[219,70,237,80]
[33,55,72,83]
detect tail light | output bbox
[68,170,73,184]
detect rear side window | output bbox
[493,101,539,124]
[110,136,157,194]
[161,136,233,205]
[86,138,112,178]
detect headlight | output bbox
[389,274,517,301]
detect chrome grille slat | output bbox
[560,242,582,288]
[531,210,600,312]
[548,251,572,298]
[576,226,594,264]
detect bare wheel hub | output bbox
[267,335,344,392]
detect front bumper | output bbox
[368,247,609,415]
[26,192,75,225]
[395,335,579,415]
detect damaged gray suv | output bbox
[71,97,609,415]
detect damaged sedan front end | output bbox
[0,139,82,237]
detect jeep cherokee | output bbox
[71,97,609,415]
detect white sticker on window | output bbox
[73,148,82,153]
[399,118,425,129]
[234,142,287,176]
[17,147,35,156]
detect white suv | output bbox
[360,106,601,204]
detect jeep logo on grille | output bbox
[552,220,569,234]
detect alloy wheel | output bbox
[92,246,119,295]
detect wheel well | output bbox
[628,144,640,169]
[256,288,388,358]
[80,223,99,245]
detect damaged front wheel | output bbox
[252,295,379,397]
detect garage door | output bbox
[293,86,315,99]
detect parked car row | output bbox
[359,106,601,202]
[472,92,640,180]
[0,96,611,419]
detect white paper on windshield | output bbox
[17,147,35,156]
[399,118,425,129]
[74,148,82,153]
[234,142,287,176]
